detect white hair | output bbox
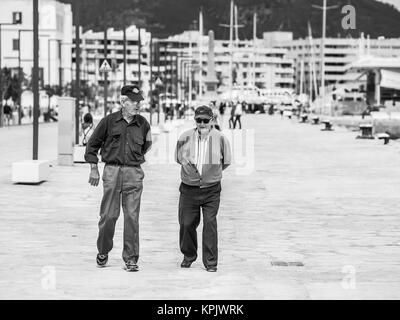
[120,95,130,105]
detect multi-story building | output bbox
[155,30,295,101]
[72,26,156,99]
[265,31,400,95]
[0,0,73,88]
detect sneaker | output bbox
[125,261,139,272]
[206,266,217,272]
[96,254,108,267]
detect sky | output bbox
[378,0,400,10]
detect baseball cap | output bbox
[194,105,213,119]
[121,85,144,102]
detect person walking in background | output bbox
[218,102,226,128]
[210,101,220,131]
[175,105,231,272]
[228,101,236,129]
[80,113,94,146]
[234,100,243,129]
[3,104,12,126]
[85,85,152,272]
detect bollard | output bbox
[377,133,390,145]
[321,120,333,131]
[356,123,374,139]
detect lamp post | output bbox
[103,0,108,117]
[32,0,39,160]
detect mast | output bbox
[252,12,257,88]
[229,0,234,99]
[198,9,203,99]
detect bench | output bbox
[312,116,320,125]
[356,123,374,139]
[321,120,333,131]
[377,133,390,145]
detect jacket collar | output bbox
[115,110,140,126]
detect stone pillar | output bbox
[58,97,76,166]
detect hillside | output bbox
[59,0,400,39]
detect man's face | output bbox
[195,116,212,134]
[122,98,141,116]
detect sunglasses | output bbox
[195,118,211,124]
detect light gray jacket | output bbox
[175,128,232,188]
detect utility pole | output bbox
[123,27,126,86]
[32,0,39,160]
[103,0,108,117]
[312,0,338,114]
[252,12,257,87]
[198,9,203,99]
[188,33,192,109]
[229,0,233,98]
[138,27,141,87]
[149,34,153,125]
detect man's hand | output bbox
[88,164,100,186]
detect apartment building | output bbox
[0,0,73,87]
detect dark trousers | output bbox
[179,182,221,268]
[234,115,242,129]
[229,116,235,129]
[97,164,144,263]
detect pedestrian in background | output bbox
[234,100,243,129]
[85,85,152,272]
[210,101,220,131]
[175,105,231,272]
[219,102,226,128]
[81,113,94,146]
[228,101,236,129]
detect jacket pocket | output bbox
[131,136,144,155]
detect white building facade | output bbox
[266,31,400,95]
[155,30,295,102]
[0,0,73,88]
[72,26,154,97]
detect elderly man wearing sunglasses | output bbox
[175,105,232,272]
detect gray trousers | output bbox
[97,164,144,263]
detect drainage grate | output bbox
[271,261,304,267]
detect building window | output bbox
[12,39,19,51]
[12,12,22,24]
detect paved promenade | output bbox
[0,114,400,299]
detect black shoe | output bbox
[96,253,108,267]
[180,259,193,268]
[125,261,139,272]
[206,266,217,272]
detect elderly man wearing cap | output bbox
[85,85,152,272]
[175,105,232,272]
